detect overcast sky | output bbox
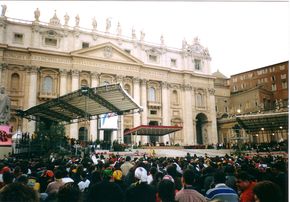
[2,1,289,77]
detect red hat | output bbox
[2,166,11,173]
[45,170,54,178]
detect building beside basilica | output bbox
[0,8,217,146]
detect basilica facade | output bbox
[0,8,217,146]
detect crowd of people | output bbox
[0,149,287,202]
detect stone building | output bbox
[213,61,288,145]
[0,7,217,146]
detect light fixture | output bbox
[255,134,258,137]
[272,133,275,136]
[261,128,264,131]
[279,126,283,129]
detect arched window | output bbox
[172,90,178,104]
[148,87,156,102]
[124,84,131,95]
[42,76,53,93]
[11,73,20,91]
[81,79,88,87]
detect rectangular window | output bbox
[282,81,287,89]
[82,42,89,48]
[45,38,57,46]
[271,76,276,81]
[149,54,157,62]
[150,110,157,115]
[279,65,285,70]
[232,77,237,83]
[194,59,201,70]
[170,59,177,67]
[281,74,287,80]
[271,83,277,91]
[13,33,24,43]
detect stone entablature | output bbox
[1,10,211,75]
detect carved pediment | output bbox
[70,42,143,64]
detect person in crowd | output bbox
[205,171,238,202]
[0,182,39,202]
[112,169,127,192]
[253,180,283,202]
[166,164,182,191]
[236,171,256,202]
[121,156,134,176]
[78,171,90,192]
[125,166,156,202]
[45,169,64,195]
[86,168,124,202]
[57,182,81,202]
[175,169,207,202]
[157,175,177,202]
[0,170,14,190]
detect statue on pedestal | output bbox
[64,13,70,26]
[106,17,111,33]
[34,8,40,22]
[0,86,10,125]
[75,14,80,27]
[1,4,7,17]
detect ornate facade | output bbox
[0,8,217,146]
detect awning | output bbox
[17,83,143,124]
[124,125,183,136]
[236,111,288,132]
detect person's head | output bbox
[3,171,14,185]
[236,171,253,191]
[112,170,122,181]
[181,169,196,186]
[253,181,282,202]
[125,156,131,162]
[214,171,226,184]
[0,182,39,202]
[57,182,81,202]
[158,179,176,202]
[134,167,148,183]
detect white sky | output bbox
[2,1,289,77]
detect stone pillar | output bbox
[31,23,40,48]
[133,77,141,144]
[182,84,194,145]
[59,69,67,96]
[90,72,99,142]
[27,66,39,134]
[208,88,218,144]
[140,79,148,144]
[161,81,170,144]
[70,70,79,140]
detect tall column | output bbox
[116,76,124,143]
[133,77,141,144]
[90,72,99,142]
[208,88,218,144]
[140,79,148,144]
[27,66,39,134]
[161,81,170,144]
[59,69,67,96]
[182,84,194,145]
[70,70,79,140]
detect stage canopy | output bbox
[236,111,288,132]
[124,125,183,136]
[17,83,143,124]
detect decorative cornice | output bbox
[181,84,192,91]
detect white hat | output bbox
[134,167,148,182]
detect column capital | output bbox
[0,63,8,69]
[29,66,39,74]
[59,68,68,77]
[161,81,169,89]
[141,79,147,85]
[91,72,100,80]
[133,77,140,84]
[116,75,124,83]
[181,84,192,91]
[208,88,215,95]
[71,69,79,77]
